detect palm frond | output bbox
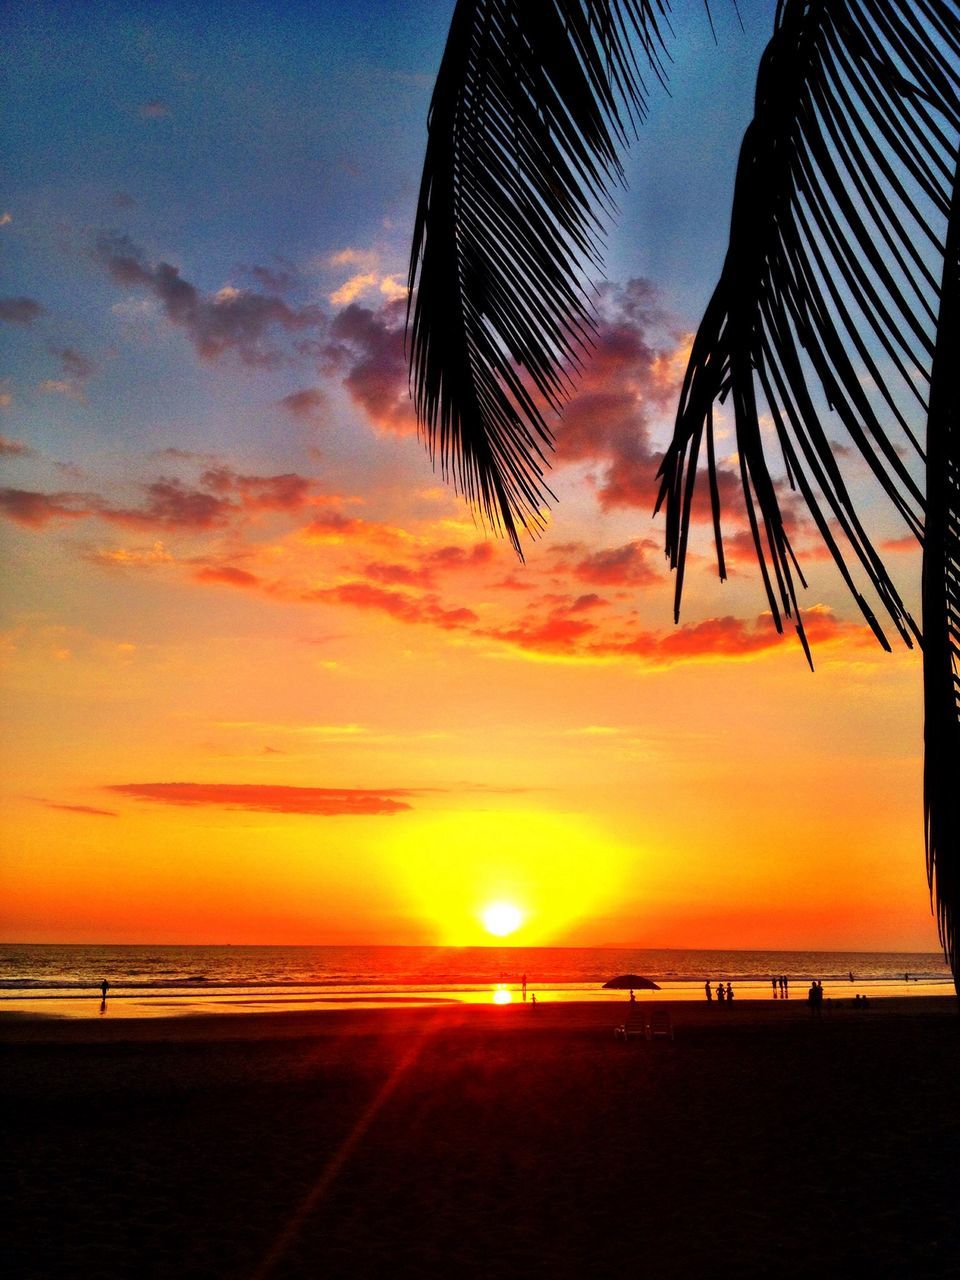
[408,0,673,553]
[924,156,960,987]
[657,0,960,660]
[656,0,960,990]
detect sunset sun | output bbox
[481,902,524,938]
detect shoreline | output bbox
[2,993,955,1042]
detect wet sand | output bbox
[2,998,958,1278]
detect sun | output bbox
[481,901,524,938]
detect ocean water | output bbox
[0,944,952,1018]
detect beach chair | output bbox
[645,1009,674,1041]
[614,1011,648,1041]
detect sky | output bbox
[0,0,941,951]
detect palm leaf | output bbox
[656,0,960,985]
[407,0,674,553]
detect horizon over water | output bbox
[0,943,952,1019]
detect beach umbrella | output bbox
[602,974,660,990]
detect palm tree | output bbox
[407,0,960,993]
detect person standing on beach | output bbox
[100,979,109,1001]
[726,982,734,1002]
[705,981,713,1003]
[772,977,778,999]
[521,973,527,1001]
[716,981,725,1004]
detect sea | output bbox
[0,944,953,1019]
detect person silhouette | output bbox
[726,982,734,1002]
[771,977,778,999]
[705,980,713,1003]
[100,979,109,1001]
[629,989,636,1004]
[522,973,527,1001]
[716,981,725,1004]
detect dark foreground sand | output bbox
[2,998,958,1279]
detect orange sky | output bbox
[0,1,941,952]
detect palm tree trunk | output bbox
[923,151,960,999]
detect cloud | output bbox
[879,534,920,554]
[37,347,98,403]
[51,346,97,382]
[548,280,691,511]
[38,379,86,402]
[0,488,92,527]
[0,468,315,533]
[298,507,408,548]
[361,542,496,590]
[570,539,661,587]
[330,272,379,305]
[485,614,598,652]
[93,232,324,366]
[0,435,35,460]
[245,260,297,294]
[328,248,378,270]
[107,781,414,816]
[193,565,262,589]
[139,99,170,118]
[278,387,327,420]
[323,298,415,434]
[110,478,235,529]
[307,581,478,630]
[43,801,118,818]
[198,467,312,513]
[90,541,173,568]
[149,446,221,464]
[0,296,45,325]
[587,605,871,667]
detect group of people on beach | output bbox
[807,979,825,1013]
[771,975,791,997]
[703,981,734,1003]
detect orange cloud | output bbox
[307,581,478,630]
[569,539,661,587]
[107,782,415,816]
[193,565,262,589]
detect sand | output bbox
[2,997,958,1278]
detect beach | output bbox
[3,997,958,1278]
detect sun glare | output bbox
[482,901,524,937]
[492,984,513,1004]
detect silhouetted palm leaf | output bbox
[408,0,673,552]
[656,0,960,982]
